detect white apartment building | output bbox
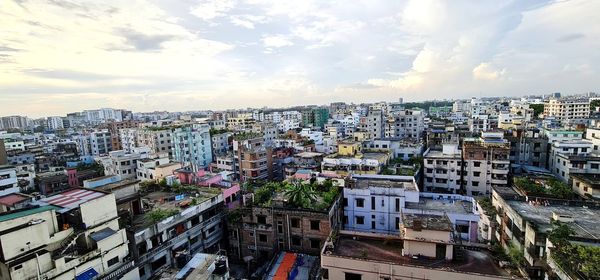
[119,128,139,153]
[384,109,424,139]
[543,98,590,124]
[423,144,462,193]
[136,157,179,181]
[343,175,480,241]
[46,116,64,130]
[98,147,151,180]
[171,123,213,170]
[299,128,324,145]
[76,130,113,156]
[363,138,424,161]
[549,139,594,181]
[0,189,137,280]
[0,165,18,197]
[136,127,173,157]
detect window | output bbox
[259,234,267,242]
[323,269,329,279]
[592,163,599,169]
[256,215,266,224]
[356,216,364,225]
[356,198,364,208]
[472,181,479,187]
[107,256,119,267]
[291,218,300,228]
[395,198,400,212]
[395,217,400,230]
[371,196,375,210]
[291,236,301,246]
[343,198,348,206]
[310,239,320,249]
[473,171,481,177]
[310,220,320,231]
[345,272,362,280]
[474,161,481,167]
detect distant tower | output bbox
[553,92,561,98]
[399,98,403,104]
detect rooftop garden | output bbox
[477,197,497,216]
[250,179,339,211]
[513,177,574,199]
[548,222,600,280]
[209,128,230,136]
[233,131,262,141]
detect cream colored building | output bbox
[0,188,138,280]
[543,98,590,124]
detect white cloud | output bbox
[261,34,294,48]
[229,14,268,29]
[473,63,505,81]
[190,0,236,21]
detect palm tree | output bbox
[284,181,317,208]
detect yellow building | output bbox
[337,142,362,157]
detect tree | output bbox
[591,99,600,111]
[284,181,317,208]
[547,179,573,199]
[530,104,544,118]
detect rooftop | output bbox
[0,193,31,207]
[402,214,453,231]
[405,195,475,215]
[36,188,108,213]
[571,173,600,187]
[0,205,60,223]
[350,174,418,191]
[506,200,600,240]
[424,149,461,158]
[330,235,511,277]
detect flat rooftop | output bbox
[295,151,323,158]
[36,188,108,213]
[331,235,511,277]
[351,175,418,191]
[402,214,453,231]
[506,200,600,240]
[0,205,60,223]
[406,197,474,215]
[424,150,460,158]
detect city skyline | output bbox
[1,0,599,116]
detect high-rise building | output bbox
[543,98,590,124]
[171,123,213,170]
[46,116,64,130]
[462,132,510,196]
[232,133,273,182]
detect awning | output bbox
[75,267,99,280]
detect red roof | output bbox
[0,194,29,206]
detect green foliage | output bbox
[546,179,573,199]
[146,208,179,223]
[514,177,573,199]
[508,244,525,266]
[402,101,454,111]
[477,197,497,216]
[227,209,243,223]
[549,222,600,279]
[382,168,395,175]
[158,178,168,188]
[284,181,317,208]
[76,162,105,176]
[591,100,600,111]
[530,104,544,118]
[209,128,229,136]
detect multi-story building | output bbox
[76,130,113,157]
[0,165,19,197]
[462,132,510,196]
[46,116,64,130]
[97,148,151,180]
[423,143,462,193]
[210,131,231,157]
[362,109,384,139]
[571,173,600,199]
[0,116,31,130]
[385,109,425,139]
[301,107,330,128]
[136,127,173,157]
[0,188,137,280]
[232,133,273,182]
[492,184,600,279]
[505,129,549,168]
[362,138,424,161]
[0,140,6,165]
[548,139,594,181]
[125,188,224,280]
[171,123,213,170]
[543,98,590,124]
[227,183,342,263]
[136,158,179,182]
[322,215,514,280]
[102,120,140,151]
[119,128,139,153]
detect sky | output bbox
[0,0,599,117]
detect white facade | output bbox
[0,166,19,196]
[423,144,462,193]
[46,116,64,130]
[543,98,590,124]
